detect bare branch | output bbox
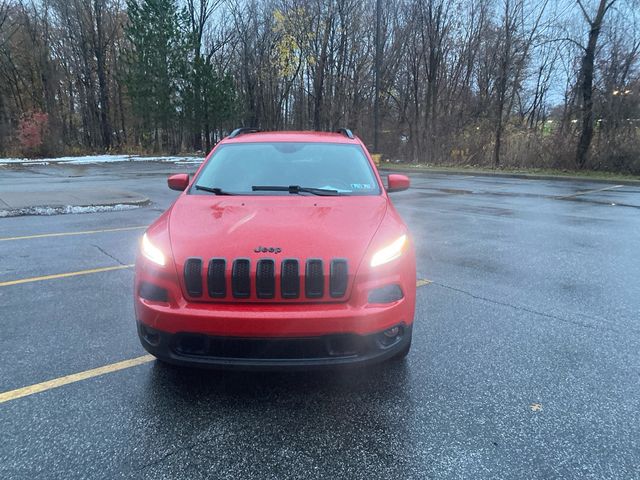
[576,0,593,25]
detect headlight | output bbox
[141,233,166,266]
[370,234,407,267]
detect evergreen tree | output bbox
[125,0,188,151]
[201,64,238,150]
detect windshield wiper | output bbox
[195,185,236,195]
[251,185,341,196]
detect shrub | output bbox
[16,111,49,157]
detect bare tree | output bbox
[0,0,638,174]
[575,0,617,168]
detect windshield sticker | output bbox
[350,183,371,190]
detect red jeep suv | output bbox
[135,128,416,369]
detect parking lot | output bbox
[1,161,639,479]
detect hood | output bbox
[168,194,388,302]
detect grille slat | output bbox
[281,259,300,299]
[207,258,226,298]
[184,258,203,297]
[256,259,276,299]
[305,259,324,298]
[232,259,251,298]
[330,259,348,298]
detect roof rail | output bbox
[228,127,261,139]
[335,128,354,139]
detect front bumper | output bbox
[137,322,412,370]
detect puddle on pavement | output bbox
[559,197,640,209]
[453,257,504,274]
[562,214,613,226]
[456,205,514,216]
[437,188,473,195]
[406,186,472,195]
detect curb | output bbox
[0,190,150,217]
[378,166,640,186]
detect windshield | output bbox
[192,142,381,196]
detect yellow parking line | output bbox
[0,276,432,403]
[0,225,146,242]
[0,264,134,287]
[0,355,155,404]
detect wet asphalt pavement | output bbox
[0,162,639,479]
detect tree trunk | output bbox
[313,10,333,131]
[493,0,513,168]
[576,0,614,169]
[93,0,112,150]
[192,56,203,151]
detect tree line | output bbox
[0,0,638,173]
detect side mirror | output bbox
[387,174,410,193]
[168,173,189,191]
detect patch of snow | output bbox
[0,154,203,165]
[0,203,141,218]
[140,156,205,165]
[64,155,138,164]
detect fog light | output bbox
[378,325,404,347]
[384,326,400,338]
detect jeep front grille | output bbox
[183,257,348,301]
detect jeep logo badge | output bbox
[254,246,282,254]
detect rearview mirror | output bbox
[386,174,410,193]
[168,173,189,191]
